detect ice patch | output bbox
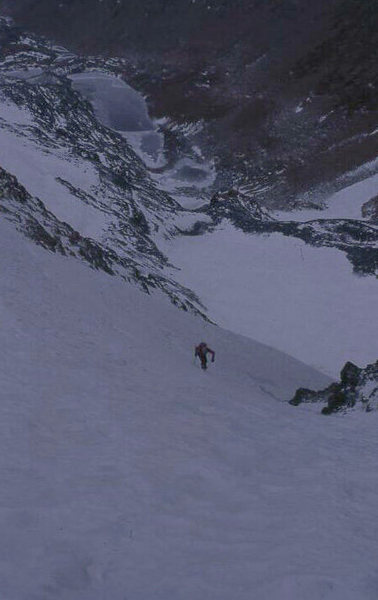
[69,71,153,132]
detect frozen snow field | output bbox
[69,72,153,132]
[1,220,378,600]
[164,222,378,377]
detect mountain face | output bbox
[0,11,377,597]
[0,15,376,374]
[0,17,204,314]
[3,0,378,207]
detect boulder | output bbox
[290,360,378,414]
[361,195,378,224]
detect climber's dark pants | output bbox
[199,353,207,370]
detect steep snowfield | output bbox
[165,222,378,377]
[1,219,378,600]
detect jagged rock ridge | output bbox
[290,360,378,414]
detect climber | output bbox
[195,342,215,370]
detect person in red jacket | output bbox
[195,342,215,370]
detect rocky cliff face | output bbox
[4,0,377,207]
[0,13,376,339]
[290,360,378,414]
[0,12,376,413]
[0,17,204,314]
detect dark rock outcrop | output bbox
[208,189,274,222]
[361,196,378,224]
[290,360,378,414]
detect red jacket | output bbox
[195,343,215,361]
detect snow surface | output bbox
[3,67,44,81]
[164,222,378,377]
[0,98,33,126]
[1,219,378,600]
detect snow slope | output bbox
[1,219,378,600]
[0,99,108,239]
[165,222,378,377]
[1,25,374,381]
